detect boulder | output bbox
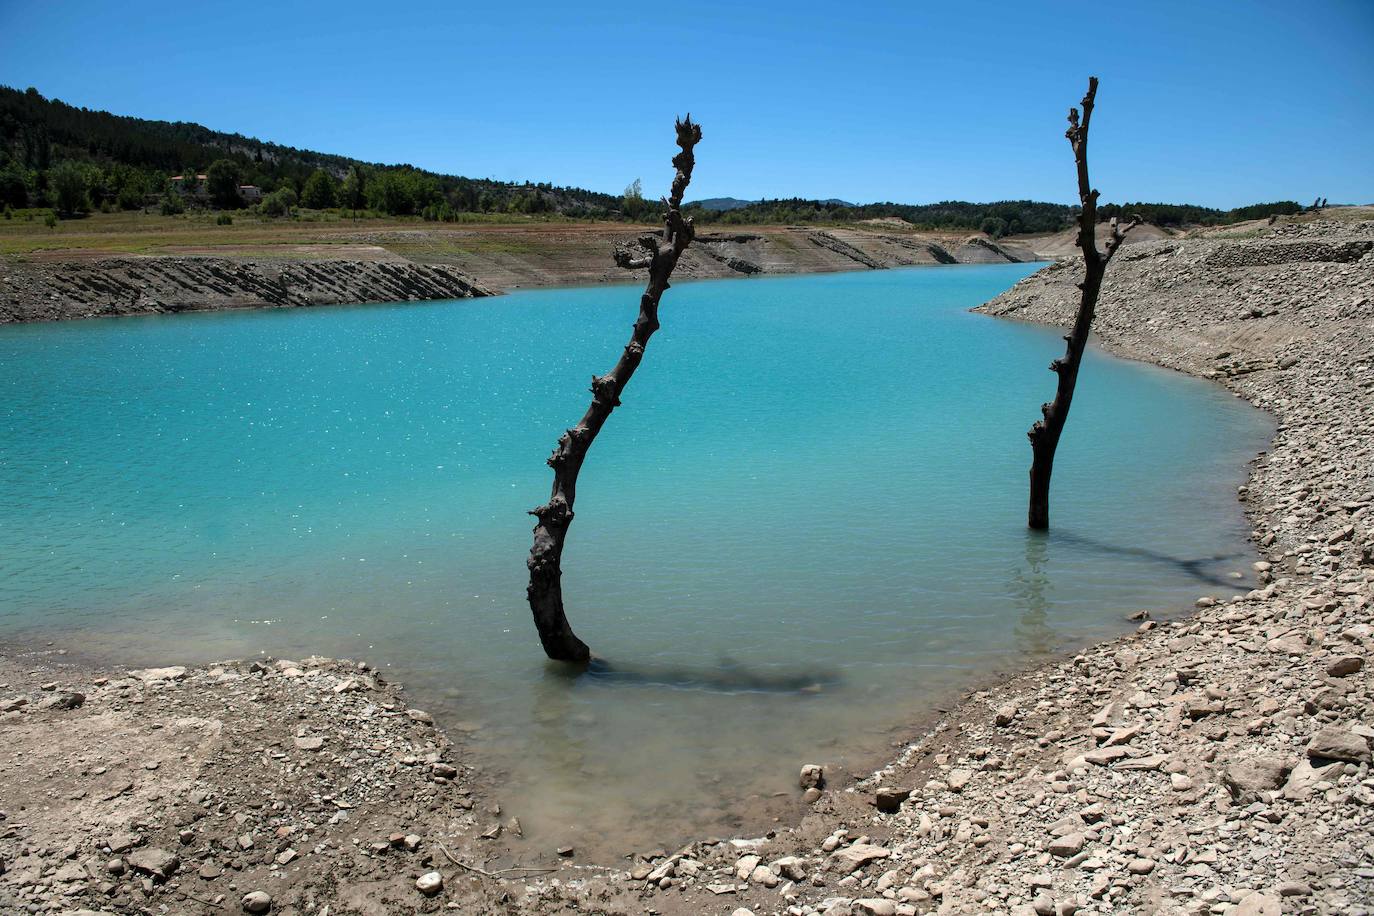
[1048,832,1085,858]
[39,691,84,710]
[772,855,807,880]
[1284,758,1344,798]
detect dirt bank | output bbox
[0,256,495,323]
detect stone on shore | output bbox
[1326,655,1364,677]
[1306,726,1372,763]
[241,890,272,913]
[1233,891,1282,915]
[874,786,911,812]
[133,666,186,683]
[1222,756,1292,799]
[126,847,178,879]
[828,843,891,872]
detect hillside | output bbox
[1,86,1303,234]
[0,86,623,218]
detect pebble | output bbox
[241,890,272,913]
[415,870,443,896]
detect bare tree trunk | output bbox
[525,116,703,663]
[1026,77,1136,531]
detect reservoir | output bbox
[0,263,1272,850]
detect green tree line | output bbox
[0,85,1303,230]
[0,85,624,219]
[685,198,1304,235]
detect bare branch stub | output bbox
[525,116,703,663]
[1026,78,1134,530]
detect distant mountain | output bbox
[689,197,756,211]
[689,196,856,211]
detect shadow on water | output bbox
[1045,528,1248,589]
[545,656,841,695]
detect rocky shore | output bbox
[608,217,1372,916]
[0,651,578,915]
[2,216,1370,915]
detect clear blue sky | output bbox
[1,0,1370,208]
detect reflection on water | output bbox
[0,265,1273,853]
[1013,532,1055,657]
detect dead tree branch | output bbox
[1026,77,1136,530]
[525,116,703,662]
[437,843,557,878]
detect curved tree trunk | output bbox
[1027,77,1136,530]
[525,116,703,663]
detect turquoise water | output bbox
[0,264,1270,850]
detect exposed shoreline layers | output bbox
[0,223,1044,324]
[0,255,496,323]
[2,218,1371,915]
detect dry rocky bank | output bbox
[2,218,1372,916]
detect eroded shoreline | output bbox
[2,217,1371,915]
[0,222,1048,324]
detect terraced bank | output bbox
[0,256,495,323]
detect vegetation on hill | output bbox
[0,85,1302,233]
[686,198,1305,236]
[0,86,622,220]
